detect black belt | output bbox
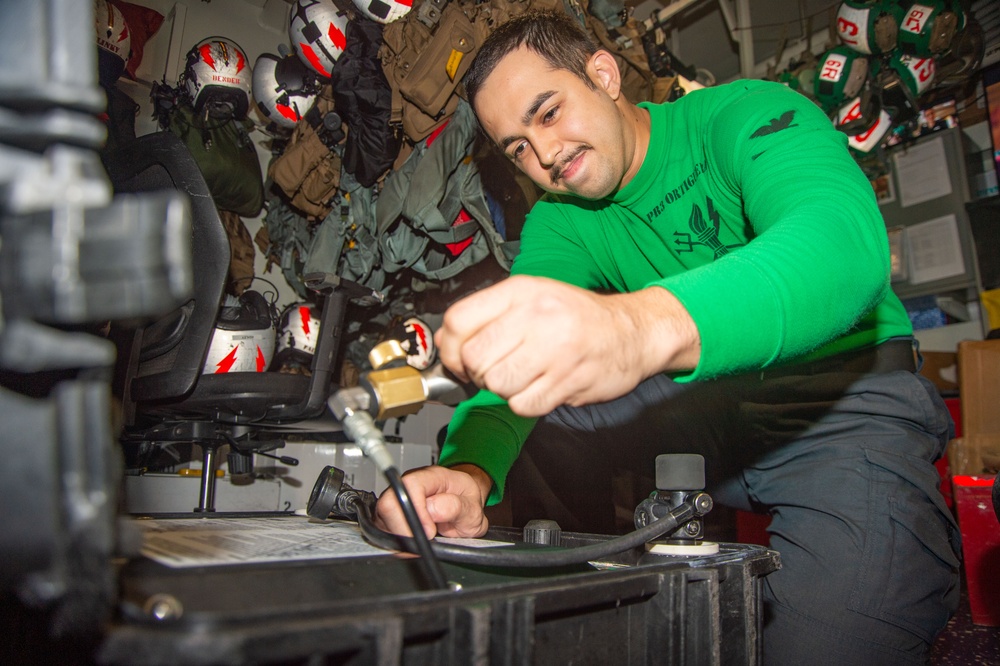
[761,339,917,379]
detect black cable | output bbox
[384,466,450,590]
[255,450,299,466]
[221,433,299,466]
[352,498,696,568]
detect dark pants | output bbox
[503,352,962,665]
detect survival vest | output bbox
[375,98,515,281]
[267,84,344,221]
[380,0,663,145]
[256,194,317,300]
[330,18,401,189]
[158,97,265,219]
[303,170,386,295]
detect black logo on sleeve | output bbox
[673,197,743,258]
[750,110,798,138]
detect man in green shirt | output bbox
[375,11,960,664]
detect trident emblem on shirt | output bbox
[673,197,739,259]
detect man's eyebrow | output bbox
[498,89,557,150]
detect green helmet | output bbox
[834,96,892,154]
[897,0,966,57]
[836,0,906,55]
[814,45,871,115]
[884,52,936,97]
[874,52,936,124]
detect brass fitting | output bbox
[363,339,428,421]
[363,365,427,420]
[368,339,407,370]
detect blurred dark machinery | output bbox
[0,0,192,643]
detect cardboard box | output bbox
[958,340,1000,438]
[920,351,959,394]
[947,435,1000,478]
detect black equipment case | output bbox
[97,523,778,666]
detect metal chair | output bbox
[104,131,377,511]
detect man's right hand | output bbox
[374,464,492,540]
[433,275,700,417]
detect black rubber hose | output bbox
[352,497,695,568]
[383,466,450,589]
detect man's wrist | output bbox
[446,463,493,506]
[625,286,701,373]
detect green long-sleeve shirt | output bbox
[440,79,912,503]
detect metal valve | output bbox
[635,453,714,546]
[329,339,477,424]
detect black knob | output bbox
[523,519,562,547]
[655,453,705,491]
[227,450,252,475]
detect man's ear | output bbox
[589,50,622,100]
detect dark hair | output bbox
[464,11,600,110]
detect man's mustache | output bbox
[550,145,589,185]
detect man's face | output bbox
[473,46,632,200]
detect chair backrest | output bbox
[103,131,229,405]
